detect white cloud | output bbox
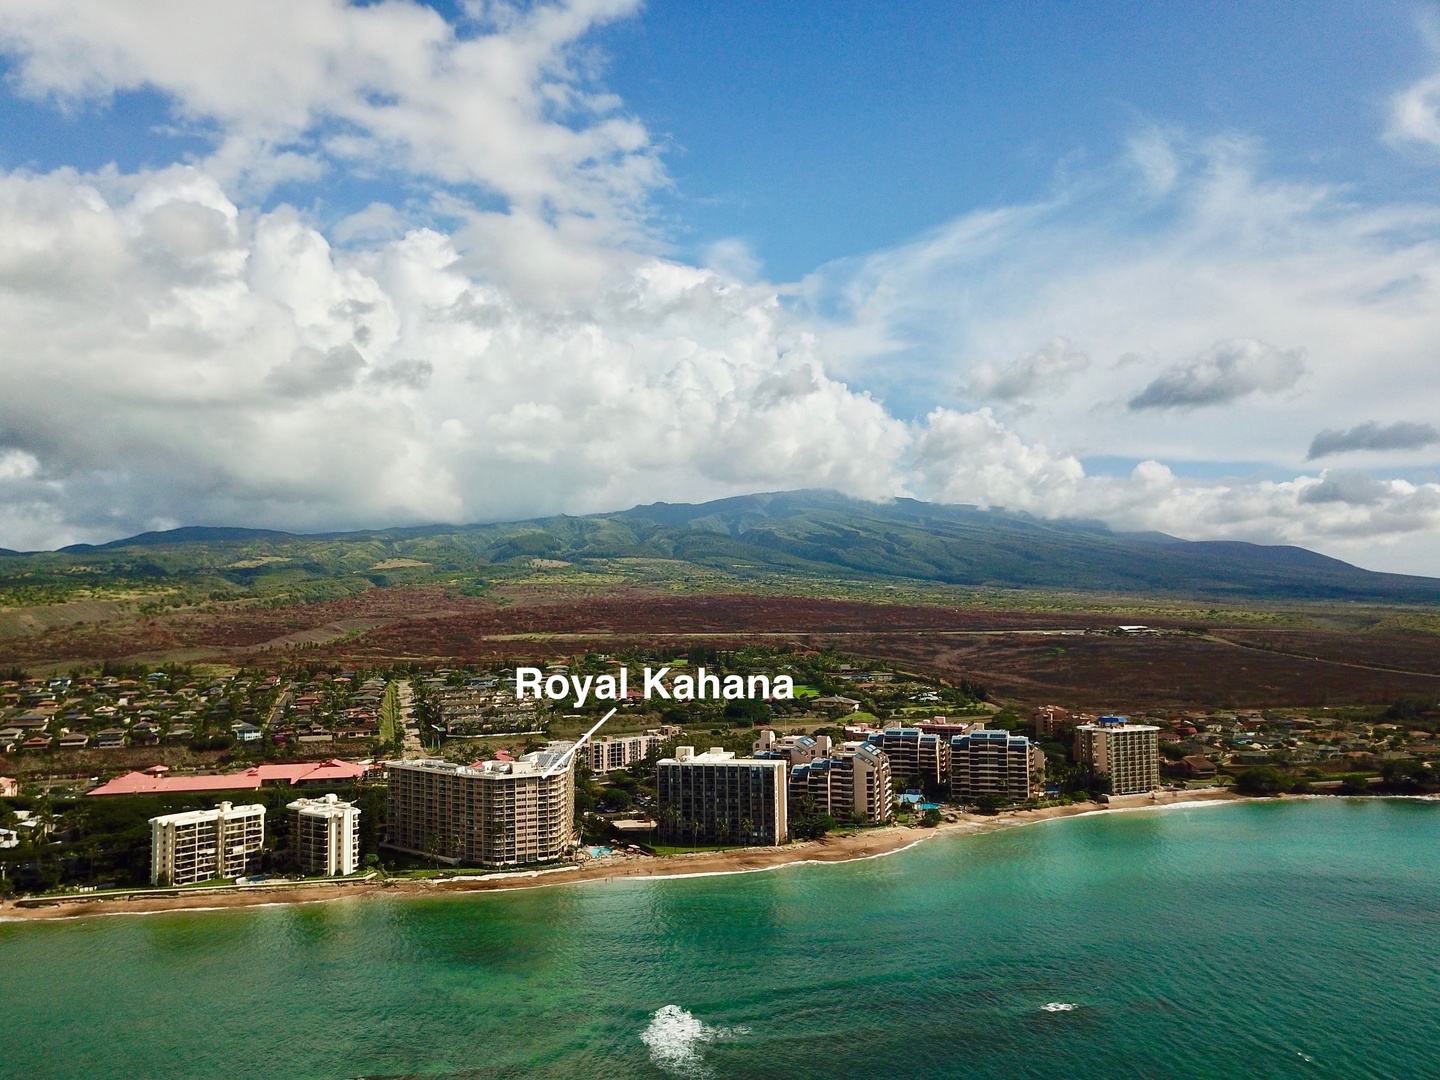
[963,338,1090,405]
[0,0,660,232]
[1128,338,1306,410]
[1389,73,1440,148]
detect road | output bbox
[396,679,424,757]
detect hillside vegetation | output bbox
[3,490,1438,609]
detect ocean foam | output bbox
[1041,1002,1077,1012]
[639,1005,746,1076]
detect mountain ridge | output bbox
[7,490,1438,604]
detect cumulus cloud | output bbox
[963,338,1090,404]
[0,0,660,232]
[0,166,914,542]
[1128,338,1306,411]
[1307,420,1440,459]
[1297,470,1390,506]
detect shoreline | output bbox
[0,788,1247,922]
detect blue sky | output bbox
[592,0,1432,277]
[0,0,1436,572]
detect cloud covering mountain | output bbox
[0,2,1436,573]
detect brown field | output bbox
[3,585,1438,709]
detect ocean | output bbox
[3,798,1439,1079]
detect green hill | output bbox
[4,490,1438,607]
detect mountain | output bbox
[4,490,1439,604]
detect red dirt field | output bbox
[4,586,1438,709]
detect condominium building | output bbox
[656,747,787,846]
[287,793,362,876]
[950,730,1045,803]
[386,749,575,867]
[586,732,662,775]
[865,728,950,790]
[150,801,266,886]
[1074,717,1160,795]
[1033,706,1096,739]
[788,742,893,824]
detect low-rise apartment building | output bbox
[950,730,1045,803]
[1074,717,1160,795]
[386,750,575,867]
[586,732,662,775]
[150,801,266,886]
[287,793,362,876]
[656,747,788,846]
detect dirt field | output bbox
[3,585,1438,709]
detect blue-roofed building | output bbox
[788,742,894,824]
[950,729,1044,803]
[865,727,949,792]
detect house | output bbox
[95,729,128,749]
[22,736,51,751]
[0,776,17,797]
[232,722,263,743]
[1178,754,1217,780]
[58,733,92,750]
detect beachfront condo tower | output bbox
[1073,717,1161,795]
[865,727,950,791]
[950,729,1046,803]
[385,750,575,867]
[787,742,894,824]
[656,747,788,846]
[149,801,266,886]
[287,793,362,876]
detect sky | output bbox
[0,1,1438,574]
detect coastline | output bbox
[0,788,1246,922]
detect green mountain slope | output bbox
[3,490,1438,606]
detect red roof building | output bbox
[87,758,373,796]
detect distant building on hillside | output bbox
[950,730,1044,803]
[788,743,893,824]
[656,747,787,846]
[150,802,266,886]
[586,732,662,775]
[1074,717,1160,795]
[288,794,362,876]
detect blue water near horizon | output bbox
[3,798,1439,1078]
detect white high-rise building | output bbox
[288,793,362,876]
[1074,717,1160,795]
[150,801,266,886]
[386,750,575,867]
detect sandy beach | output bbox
[0,788,1245,921]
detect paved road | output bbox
[397,679,424,757]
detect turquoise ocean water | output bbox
[3,798,1439,1079]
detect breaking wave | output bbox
[639,1005,747,1076]
[1041,1002,1077,1012]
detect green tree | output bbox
[1234,766,1291,796]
